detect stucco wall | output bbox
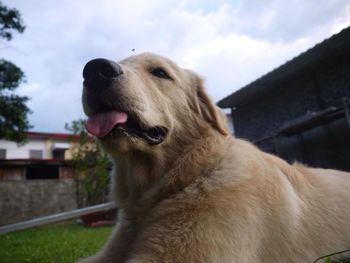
[0,139,47,159]
[0,137,76,160]
[0,179,77,225]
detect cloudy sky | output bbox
[2,0,350,132]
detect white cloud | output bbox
[17,82,42,94]
[2,0,350,132]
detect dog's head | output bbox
[82,53,228,154]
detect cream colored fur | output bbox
[80,53,350,263]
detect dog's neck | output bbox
[111,127,227,216]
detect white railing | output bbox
[0,202,117,234]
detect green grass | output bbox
[0,222,113,263]
[2,223,349,263]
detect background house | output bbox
[0,131,78,180]
[218,26,350,172]
[0,131,79,225]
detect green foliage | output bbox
[0,2,31,143]
[315,251,350,263]
[65,119,110,208]
[0,59,24,90]
[0,222,112,263]
[0,59,31,143]
[0,1,25,41]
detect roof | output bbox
[218,26,350,109]
[25,131,79,140]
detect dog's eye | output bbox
[149,68,172,80]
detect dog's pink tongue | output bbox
[85,111,128,137]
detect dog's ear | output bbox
[193,74,229,136]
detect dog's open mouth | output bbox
[85,111,168,145]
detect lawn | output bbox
[2,223,349,263]
[0,222,113,263]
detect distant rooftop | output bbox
[25,131,79,140]
[218,26,350,109]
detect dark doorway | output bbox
[26,165,59,179]
[53,150,65,160]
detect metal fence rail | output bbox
[0,202,116,234]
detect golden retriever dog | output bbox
[80,53,350,263]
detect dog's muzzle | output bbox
[82,58,168,145]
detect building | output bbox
[225,113,234,133]
[0,131,79,225]
[0,131,78,180]
[218,26,350,172]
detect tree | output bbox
[0,2,31,143]
[65,119,110,208]
[0,2,25,40]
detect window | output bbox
[0,149,6,159]
[29,150,43,159]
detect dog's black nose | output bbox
[83,58,123,88]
